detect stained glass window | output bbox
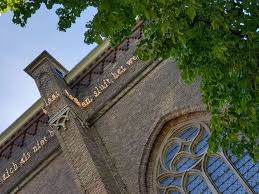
[155,122,258,194]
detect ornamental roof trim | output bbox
[0,40,110,146]
[0,22,142,156]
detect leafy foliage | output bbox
[0,0,23,13]
[1,0,259,159]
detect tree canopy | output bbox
[1,0,259,159]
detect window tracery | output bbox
[154,122,259,194]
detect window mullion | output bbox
[202,154,222,194]
[219,152,255,194]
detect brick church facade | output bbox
[0,24,258,194]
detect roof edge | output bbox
[0,99,43,145]
[0,40,110,146]
[65,39,110,84]
[24,50,69,77]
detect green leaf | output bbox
[3,0,259,161]
[186,6,196,21]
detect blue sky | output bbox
[0,6,96,133]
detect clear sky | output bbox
[0,6,96,133]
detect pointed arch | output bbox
[140,106,259,194]
[138,104,208,193]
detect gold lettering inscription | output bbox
[93,79,113,97]
[43,91,60,107]
[126,55,138,66]
[1,162,18,181]
[20,152,30,166]
[42,107,48,114]
[64,89,82,107]
[0,129,55,183]
[32,136,47,153]
[65,55,139,108]
[42,91,60,114]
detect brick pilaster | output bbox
[24,51,127,194]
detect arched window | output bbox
[153,121,259,194]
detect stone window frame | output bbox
[145,112,257,194]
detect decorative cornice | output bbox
[0,100,43,146]
[0,24,142,160]
[0,40,111,147]
[0,113,49,159]
[65,40,111,84]
[70,27,142,97]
